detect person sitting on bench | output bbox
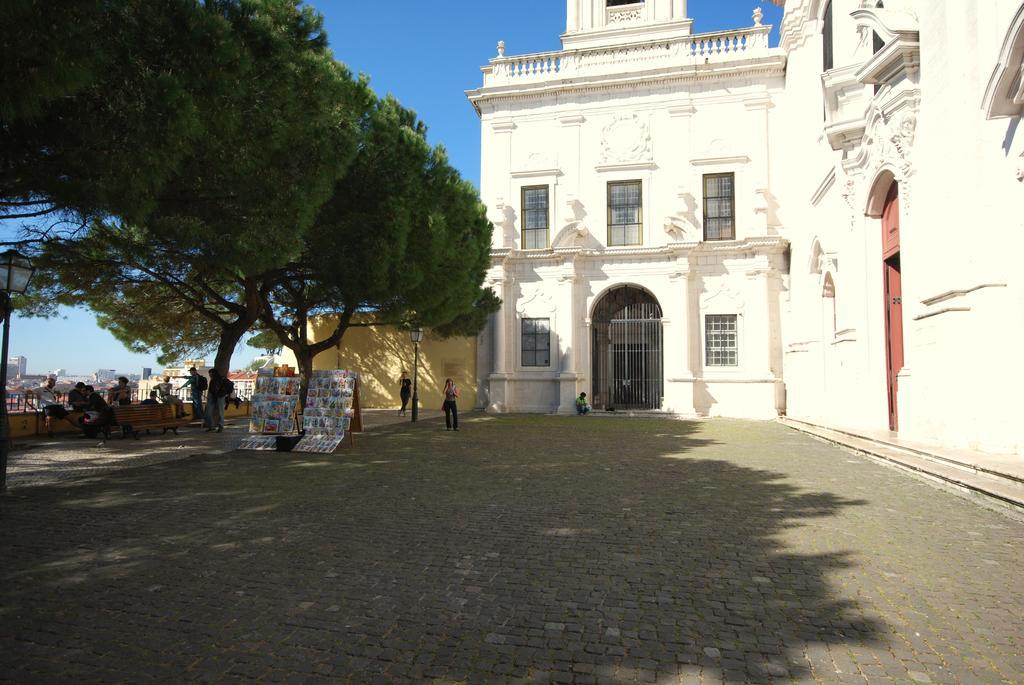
[155,375,185,418]
[34,376,73,435]
[67,382,88,411]
[78,386,113,439]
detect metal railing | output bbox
[5,388,143,413]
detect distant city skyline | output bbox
[8,306,263,375]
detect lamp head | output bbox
[0,250,35,294]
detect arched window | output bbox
[822,273,837,336]
[822,0,834,72]
[982,2,1024,119]
[873,1,885,94]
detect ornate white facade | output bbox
[467,0,1024,455]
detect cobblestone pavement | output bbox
[3,410,443,489]
[1,416,1021,684]
[4,422,248,488]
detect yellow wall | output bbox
[278,318,477,409]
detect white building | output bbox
[8,356,27,378]
[468,0,1024,455]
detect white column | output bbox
[488,270,514,412]
[493,277,507,375]
[559,114,585,205]
[557,268,581,413]
[663,270,693,414]
[746,270,774,378]
[745,95,774,236]
[490,121,517,249]
[685,270,702,414]
[580,0,594,32]
[566,0,580,33]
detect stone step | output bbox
[779,417,1024,518]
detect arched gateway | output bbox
[591,286,664,410]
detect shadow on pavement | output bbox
[0,415,878,683]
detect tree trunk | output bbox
[213,317,252,376]
[212,280,264,375]
[295,348,315,410]
[288,309,354,410]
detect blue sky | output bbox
[7,1,784,375]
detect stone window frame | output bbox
[704,314,739,367]
[702,172,737,241]
[520,185,550,250]
[606,179,644,247]
[521,317,551,368]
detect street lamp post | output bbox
[410,328,424,423]
[0,250,37,492]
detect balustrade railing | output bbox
[484,26,773,87]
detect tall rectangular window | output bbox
[522,318,551,367]
[822,0,834,72]
[521,186,549,250]
[703,173,735,241]
[705,314,738,366]
[608,180,642,246]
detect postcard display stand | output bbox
[294,370,358,453]
[238,373,301,451]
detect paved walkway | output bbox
[780,417,1024,516]
[1,416,1021,684]
[3,409,446,489]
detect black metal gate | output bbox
[591,286,664,410]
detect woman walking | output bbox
[442,378,459,432]
[399,371,412,416]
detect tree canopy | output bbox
[14,0,497,391]
[257,96,496,402]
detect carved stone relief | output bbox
[663,189,700,241]
[600,114,652,165]
[701,281,745,313]
[517,150,558,172]
[490,199,517,248]
[517,283,556,316]
[607,6,643,25]
[552,197,594,248]
[840,178,858,230]
[863,110,916,178]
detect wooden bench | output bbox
[111,404,191,439]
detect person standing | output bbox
[399,371,412,416]
[180,367,206,422]
[204,368,232,433]
[442,378,459,432]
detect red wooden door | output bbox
[884,256,903,430]
[881,182,903,431]
[881,183,900,259]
